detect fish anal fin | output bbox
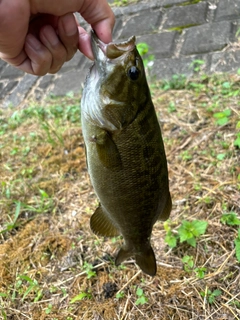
[158,192,172,221]
[90,205,119,237]
[94,130,122,169]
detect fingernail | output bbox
[26,34,41,51]
[61,13,77,36]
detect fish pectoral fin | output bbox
[158,192,172,221]
[95,130,122,169]
[90,205,119,237]
[115,245,157,277]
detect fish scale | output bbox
[81,31,172,276]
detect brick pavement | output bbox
[1,0,240,108]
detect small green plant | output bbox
[178,220,208,247]
[0,201,22,234]
[182,255,194,272]
[45,304,53,314]
[11,274,43,303]
[190,59,205,73]
[137,42,155,69]
[181,255,206,278]
[116,291,125,299]
[167,101,177,113]
[135,287,148,305]
[164,221,178,248]
[160,74,187,90]
[234,229,240,262]
[70,291,92,304]
[82,262,96,279]
[164,220,208,248]
[213,109,231,126]
[200,289,222,304]
[220,212,240,226]
[234,121,240,148]
[180,150,193,161]
[194,267,207,279]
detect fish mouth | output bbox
[91,30,136,61]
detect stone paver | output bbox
[163,2,208,29]
[1,0,240,108]
[181,21,233,55]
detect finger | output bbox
[31,0,115,43]
[57,13,78,62]
[23,34,52,75]
[39,25,68,74]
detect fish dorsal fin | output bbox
[90,205,119,237]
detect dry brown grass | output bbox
[0,73,239,319]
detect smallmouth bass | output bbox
[81,31,172,276]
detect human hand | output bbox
[0,0,115,75]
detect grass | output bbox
[0,71,240,319]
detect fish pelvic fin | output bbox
[115,244,157,277]
[158,191,172,221]
[90,205,120,237]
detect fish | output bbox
[81,30,172,276]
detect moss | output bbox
[167,24,200,33]
[164,0,203,9]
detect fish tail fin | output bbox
[115,247,133,267]
[135,245,156,276]
[115,245,157,277]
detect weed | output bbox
[220,212,240,226]
[137,42,155,69]
[182,255,194,272]
[190,59,205,73]
[167,101,177,113]
[213,109,231,126]
[70,291,92,303]
[234,229,240,262]
[180,150,193,161]
[194,267,206,279]
[200,289,222,305]
[181,255,206,278]
[45,304,53,314]
[135,287,148,305]
[116,291,125,299]
[0,201,22,234]
[160,74,187,90]
[82,262,97,279]
[234,121,240,148]
[17,275,43,302]
[164,220,208,248]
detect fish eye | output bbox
[127,66,140,81]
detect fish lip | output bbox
[91,30,136,60]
